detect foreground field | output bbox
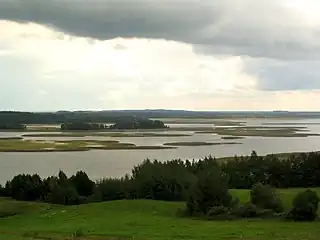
[1,189,320,240]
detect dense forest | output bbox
[1,110,320,125]
[1,151,320,221]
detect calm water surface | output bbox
[0,118,320,183]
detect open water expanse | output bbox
[0,118,320,183]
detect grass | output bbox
[0,139,175,152]
[23,132,192,138]
[196,126,319,137]
[1,189,320,240]
[163,141,241,146]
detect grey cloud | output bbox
[245,58,320,91]
[1,0,320,60]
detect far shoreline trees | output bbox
[0,123,26,130]
[61,117,168,131]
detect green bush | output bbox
[250,183,283,213]
[72,228,87,238]
[235,202,258,218]
[186,167,232,215]
[206,206,229,217]
[287,189,320,221]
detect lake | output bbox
[1,118,320,183]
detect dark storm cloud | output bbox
[1,0,320,60]
[245,59,320,91]
[0,0,218,41]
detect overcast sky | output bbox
[1,0,320,111]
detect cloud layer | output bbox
[0,0,320,111]
[1,0,320,60]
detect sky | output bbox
[0,0,320,111]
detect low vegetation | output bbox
[163,141,241,146]
[22,132,192,138]
[0,139,175,152]
[0,137,23,140]
[196,126,319,137]
[221,136,245,140]
[1,191,320,240]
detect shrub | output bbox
[207,206,229,217]
[235,202,258,218]
[250,183,283,213]
[287,189,320,221]
[186,167,232,215]
[72,228,87,238]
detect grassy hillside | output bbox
[1,189,320,240]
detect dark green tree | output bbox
[70,171,95,197]
[186,167,232,215]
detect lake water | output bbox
[1,118,320,183]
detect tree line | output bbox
[0,123,26,130]
[60,118,167,130]
[0,110,216,125]
[1,151,320,221]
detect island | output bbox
[109,117,168,130]
[59,117,168,131]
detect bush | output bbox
[186,167,233,215]
[235,202,258,218]
[250,183,283,213]
[287,189,320,221]
[207,206,229,217]
[72,228,87,238]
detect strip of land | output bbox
[22,132,192,138]
[221,136,245,140]
[0,139,175,152]
[196,126,319,137]
[163,141,241,146]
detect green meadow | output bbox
[1,188,320,240]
